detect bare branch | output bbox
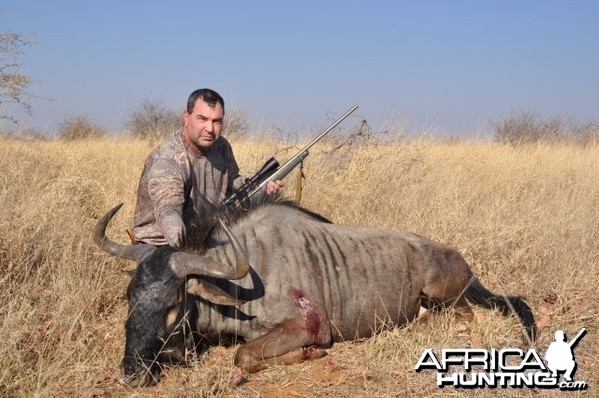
[0,31,35,123]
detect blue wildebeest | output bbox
[94,200,536,387]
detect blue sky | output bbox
[2,1,598,137]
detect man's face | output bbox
[182,99,224,152]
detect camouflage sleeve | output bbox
[147,159,187,248]
[232,174,246,191]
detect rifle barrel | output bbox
[568,328,586,347]
[303,104,359,151]
[245,104,359,200]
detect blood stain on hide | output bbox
[290,288,321,340]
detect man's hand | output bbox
[266,180,285,195]
[160,213,186,248]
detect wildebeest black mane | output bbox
[184,194,331,252]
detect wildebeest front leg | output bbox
[234,318,327,373]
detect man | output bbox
[128,88,283,248]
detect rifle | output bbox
[224,104,359,208]
[568,328,586,348]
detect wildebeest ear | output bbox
[186,278,247,306]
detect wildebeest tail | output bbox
[465,277,537,342]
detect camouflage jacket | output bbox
[130,130,244,247]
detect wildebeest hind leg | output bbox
[421,272,476,329]
[234,318,327,373]
[415,295,474,329]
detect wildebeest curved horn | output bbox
[168,217,250,280]
[186,278,248,306]
[94,203,155,261]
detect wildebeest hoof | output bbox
[303,345,328,360]
[232,373,248,387]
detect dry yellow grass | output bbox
[0,136,597,397]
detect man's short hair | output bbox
[187,88,225,114]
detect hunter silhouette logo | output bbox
[415,328,588,390]
[545,328,586,382]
